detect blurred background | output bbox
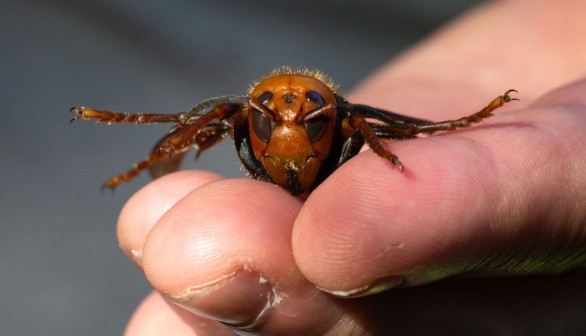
[1,0,493,334]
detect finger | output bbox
[140,178,343,333]
[124,291,233,336]
[293,78,586,296]
[117,170,223,267]
[350,0,586,116]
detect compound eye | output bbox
[252,109,272,143]
[257,91,273,107]
[305,90,325,107]
[304,114,329,143]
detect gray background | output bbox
[4,1,583,335]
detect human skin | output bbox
[119,0,586,334]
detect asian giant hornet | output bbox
[71,67,517,198]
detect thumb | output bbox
[293,78,586,295]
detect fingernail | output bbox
[166,269,273,326]
[120,245,144,269]
[318,275,404,298]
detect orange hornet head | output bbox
[247,71,338,195]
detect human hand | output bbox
[119,1,586,334]
[119,76,586,335]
